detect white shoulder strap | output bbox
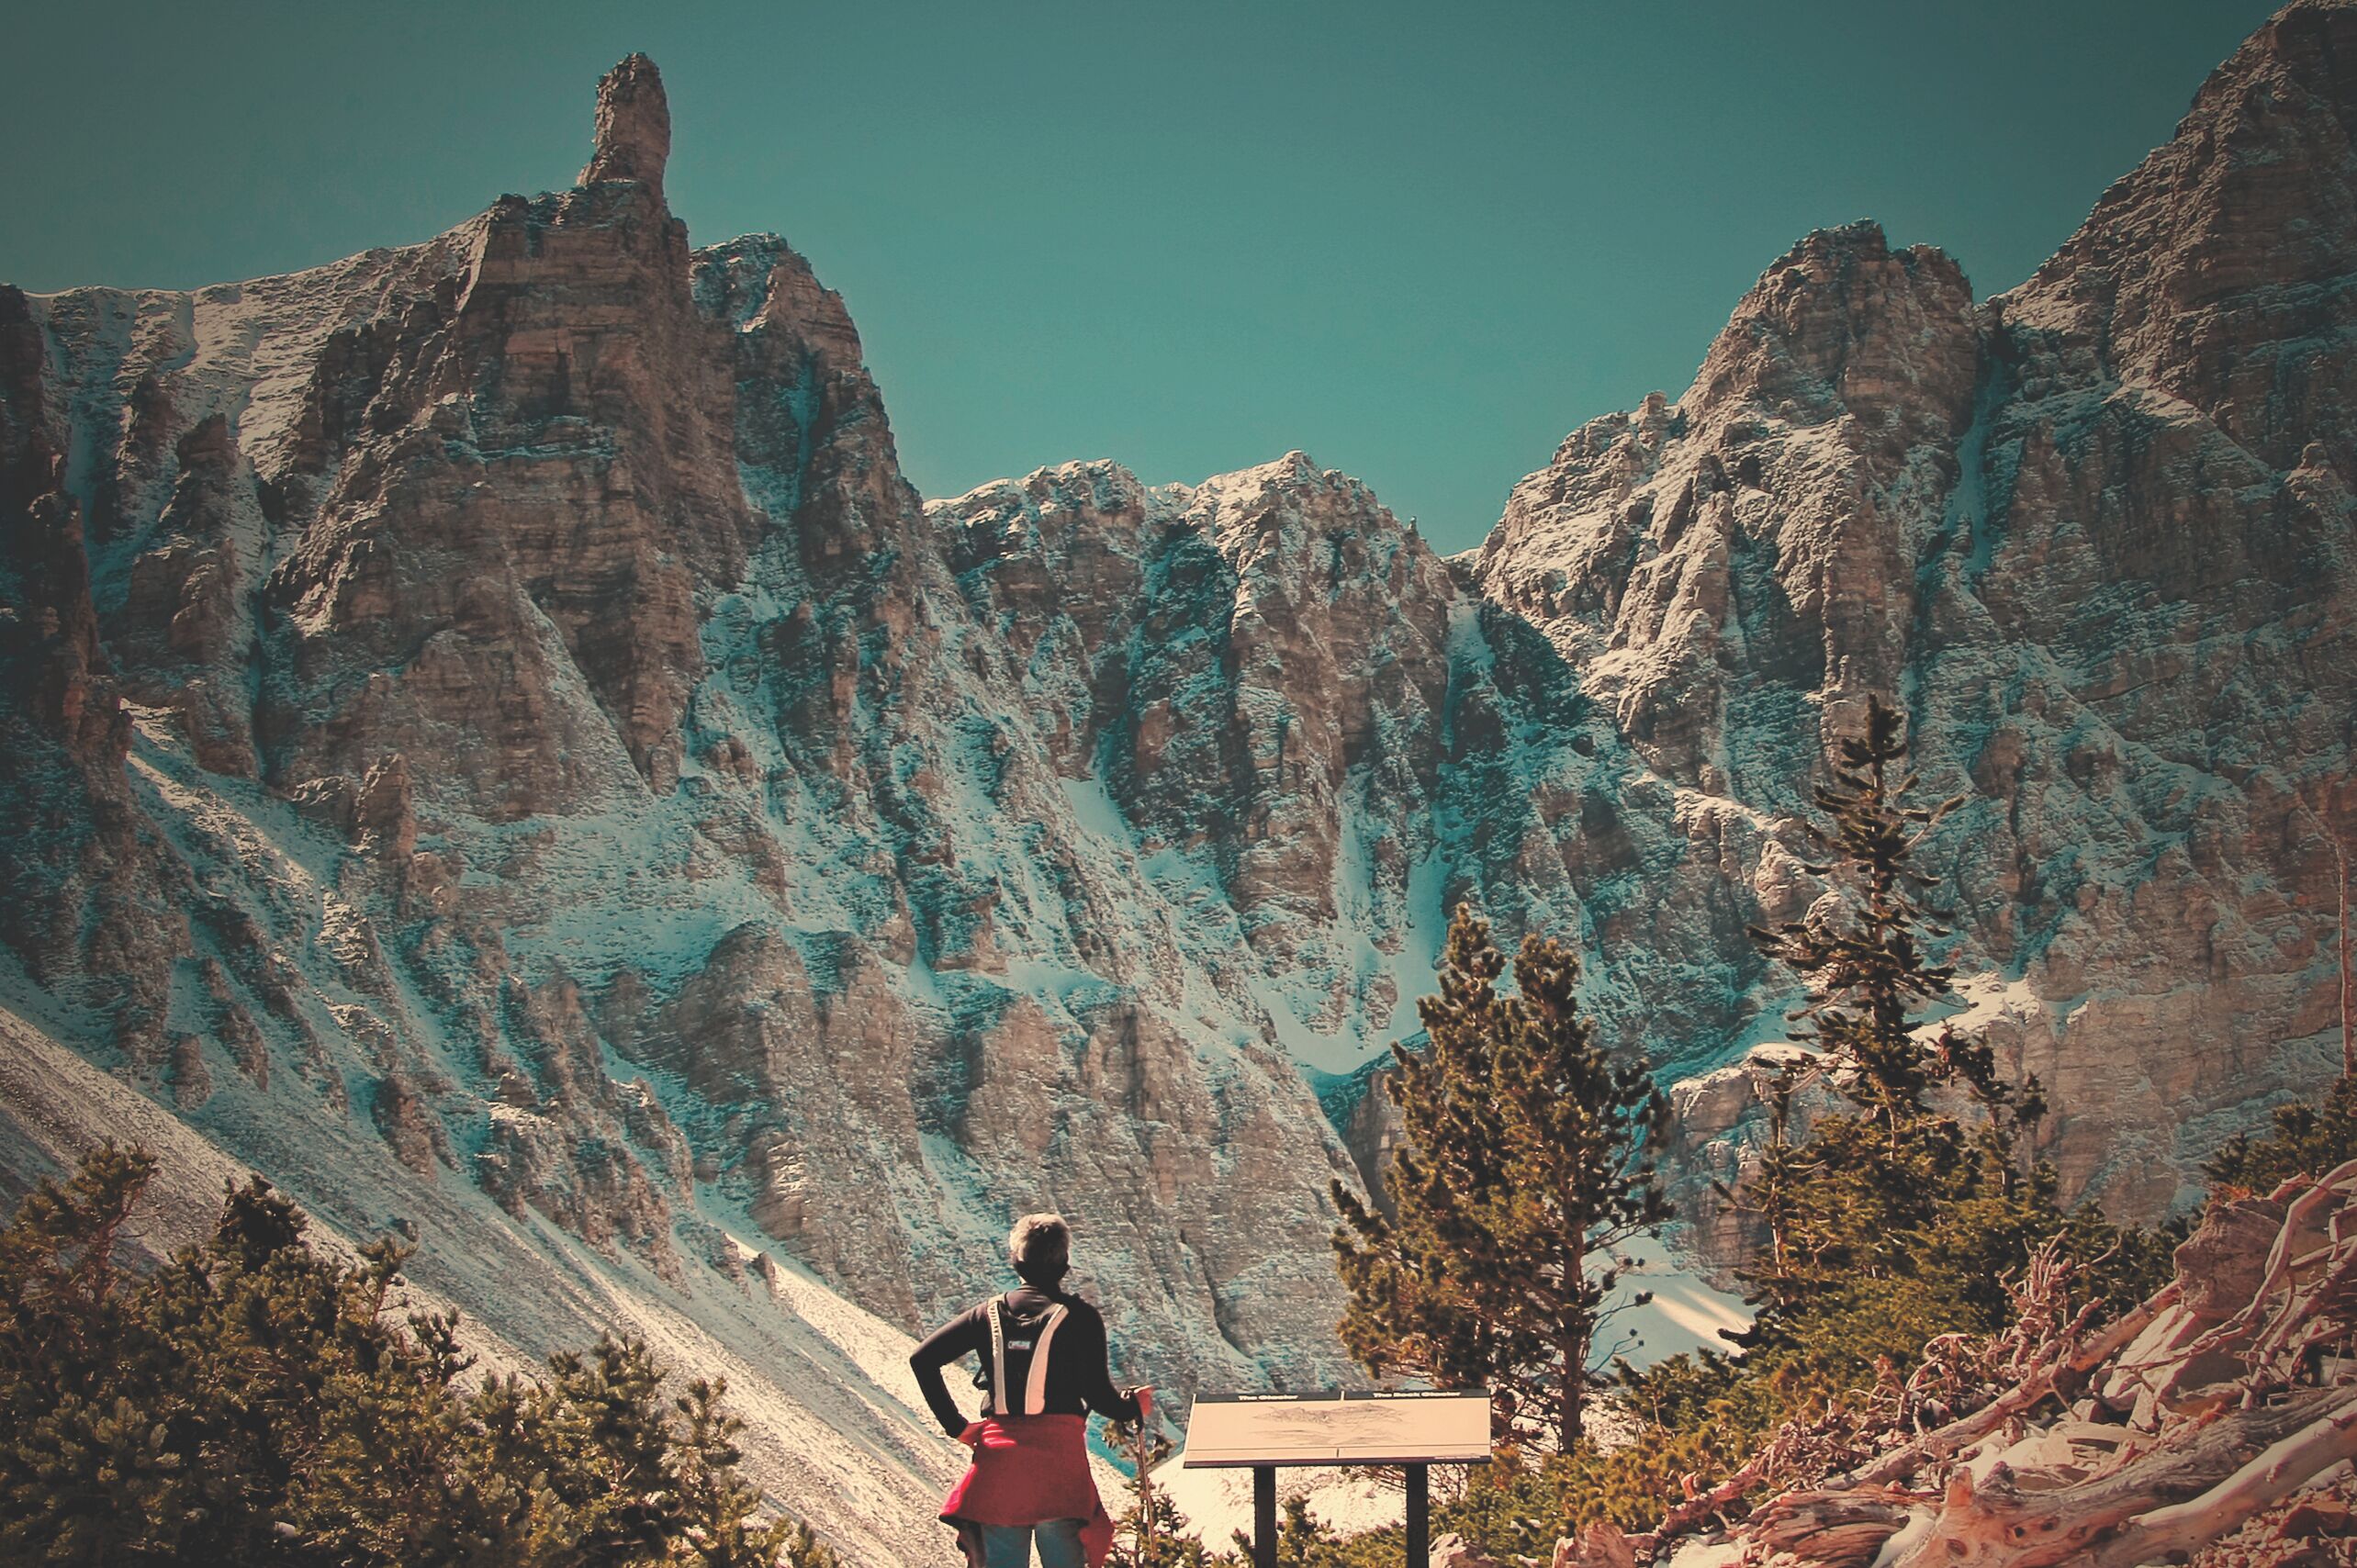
[1024,1304,1071,1417]
[986,1297,1009,1417]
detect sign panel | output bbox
[1181,1389,1492,1468]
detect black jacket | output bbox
[910,1283,1140,1437]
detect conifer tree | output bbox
[1331,908,1671,1447]
[1708,1055,1806,1283]
[671,1376,819,1568]
[1747,693,2027,1137]
[1732,693,2071,1337]
[1229,1495,1359,1567]
[0,1142,844,1568]
[2206,1070,2357,1193]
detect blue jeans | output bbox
[979,1518,1085,1568]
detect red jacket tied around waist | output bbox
[911,1283,1142,1568]
[937,1414,1114,1565]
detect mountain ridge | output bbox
[1,10,2351,1556]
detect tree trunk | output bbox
[2295,782,2352,1078]
[1559,1215,1589,1450]
[2087,1392,2357,1568]
[1565,1338,1584,1452]
[2337,824,2352,1079]
[1560,1327,1587,1448]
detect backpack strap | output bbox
[986,1297,1009,1417]
[1023,1303,1071,1416]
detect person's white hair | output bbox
[1007,1212,1071,1283]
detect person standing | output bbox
[911,1214,1151,1568]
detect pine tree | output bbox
[0,1143,845,1567]
[1708,1055,1806,1284]
[1746,693,2025,1138]
[2206,1071,2357,1193]
[671,1376,815,1568]
[1229,1495,1402,1568]
[0,1140,157,1566]
[1331,907,1671,1448]
[1726,694,2123,1342]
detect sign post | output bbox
[1181,1390,1490,1568]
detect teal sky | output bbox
[2,1,2278,552]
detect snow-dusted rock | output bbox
[3,6,2356,1556]
[1474,0,2357,1233]
[0,56,1408,1551]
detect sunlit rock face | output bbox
[5,49,1452,1406]
[1474,0,2357,1225]
[1,9,2355,1556]
[0,52,1552,1430]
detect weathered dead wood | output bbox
[2246,1235,2357,1386]
[2244,1167,2357,1361]
[1830,1280,2181,1491]
[1880,1387,2353,1568]
[1551,1521,1633,1568]
[2089,1394,2357,1566]
[1599,1155,2357,1568]
[1746,1486,1918,1566]
[1626,1447,1774,1558]
[2136,1159,2357,1379]
[1620,1252,2174,1562]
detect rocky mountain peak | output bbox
[1173,451,1418,566]
[1470,0,2356,1232]
[579,52,671,193]
[2003,0,2357,468]
[3,14,2354,1559]
[1689,220,1978,454]
[1470,215,1979,742]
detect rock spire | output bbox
[579,52,669,192]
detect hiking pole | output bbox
[1133,1386,1156,1560]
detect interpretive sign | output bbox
[1183,1390,1490,1568]
[1182,1389,1492,1467]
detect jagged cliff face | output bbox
[1475,1,2357,1218]
[0,48,1684,1435]
[924,456,1812,1197]
[0,55,1424,1408]
[3,6,2355,1554]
